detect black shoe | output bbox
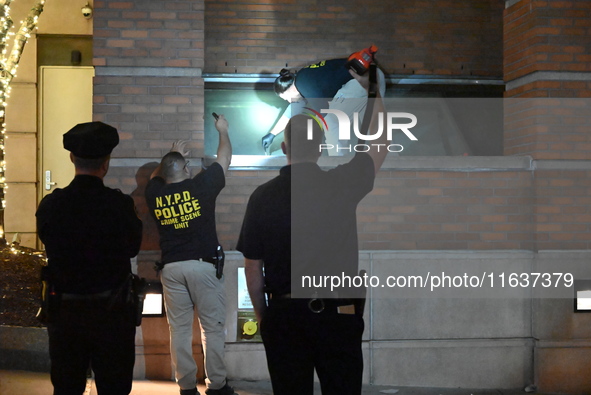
[205,383,237,395]
[180,388,198,395]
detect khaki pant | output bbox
[161,259,228,391]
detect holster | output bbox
[109,273,147,326]
[131,275,147,326]
[215,246,225,279]
[154,260,165,273]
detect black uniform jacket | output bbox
[36,175,142,294]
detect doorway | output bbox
[38,66,94,201]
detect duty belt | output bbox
[200,257,216,265]
[61,289,113,301]
[267,293,356,314]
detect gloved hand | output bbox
[262,133,275,150]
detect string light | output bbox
[0,0,46,242]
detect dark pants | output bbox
[260,299,364,395]
[48,297,136,395]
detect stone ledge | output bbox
[110,155,591,172]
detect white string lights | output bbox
[0,0,45,240]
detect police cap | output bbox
[63,121,119,158]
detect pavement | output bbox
[0,370,542,395]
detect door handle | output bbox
[45,170,57,190]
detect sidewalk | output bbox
[0,370,541,395]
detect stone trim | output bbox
[203,73,504,86]
[506,71,591,91]
[110,156,591,172]
[95,66,202,78]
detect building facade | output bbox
[5,0,591,392]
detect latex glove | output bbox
[261,133,275,150]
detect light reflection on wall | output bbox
[205,89,288,157]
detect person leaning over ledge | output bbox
[261,55,386,156]
[36,122,143,395]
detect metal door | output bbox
[39,66,94,198]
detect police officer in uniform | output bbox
[145,115,237,395]
[36,121,143,395]
[238,69,389,395]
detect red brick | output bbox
[90,0,591,252]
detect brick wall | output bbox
[503,0,591,158]
[359,168,534,251]
[534,168,591,250]
[93,74,205,159]
[504,0,591,85]
[204,0,504,76]
[107,160,540,253]
[95,0,591,259]
[93,0,206,159]
[502,0,591,262]
[504,97,591,159]
[94,1,204,69]
[109,159,591,254]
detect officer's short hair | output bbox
[285,114,323,162]
[160,151,186,180]
[72,155,109,171]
